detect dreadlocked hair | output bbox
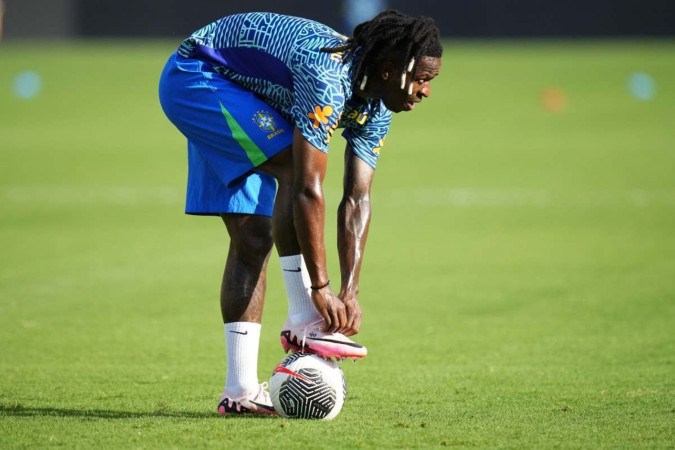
[321,9,442,93]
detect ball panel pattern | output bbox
[270,353,346,420]
[278,368,337,419]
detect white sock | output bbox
[280,254,321,325]
[224,322,261,398]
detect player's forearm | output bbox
[337,193,371,294]
[291,129,331,287]
[293,185,329,287]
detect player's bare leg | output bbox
[217,214,276,416]
[220,214,273,324]
[260,149,367,360]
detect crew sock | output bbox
[280,254,321,325]
[223,322,261,398]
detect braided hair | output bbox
[322,10,442,94]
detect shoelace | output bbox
[223,383,271,409]
[256,382,272,404]
[293,319,347,350]
[299,319,327,349]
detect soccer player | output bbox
[159,10,442,415]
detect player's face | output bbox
[380,56,442,113]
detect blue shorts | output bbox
[159,53,293,216]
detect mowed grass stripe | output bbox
[3,186,675,208]
[1,40,674,448]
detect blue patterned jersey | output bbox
[177,12,391,169]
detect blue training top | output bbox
[177,12,391,170]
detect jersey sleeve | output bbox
[289,55,346,153]
[341,102,392,170]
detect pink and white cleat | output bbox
[217,383,277,416]
[280,319,367,360]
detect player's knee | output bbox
[233,230,274,261]
[224,215,274,262]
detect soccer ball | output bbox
[269,353,347,420]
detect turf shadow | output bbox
[0,404,233,420]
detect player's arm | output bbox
[292,128,347,333]
[337,145,375,336]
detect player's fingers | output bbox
[351,311,362,335]
[324,302,341,333]
[342,313,355,336]
[342,300,358,335]
[324,299,343,333]
[319,308,333,332]
[336,304,348,334]
[344,306,361,336]
[327,306,341,333]
[320,292,338,333]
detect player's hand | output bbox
[338,289,362,336]
[310,286,347,333]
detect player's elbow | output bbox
[293,179,324,205]
[342,182,371,206]
[339,190,371,213]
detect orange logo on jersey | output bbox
[308,105,334,128]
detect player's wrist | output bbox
[339,279,360,295]
[310,280,331,291]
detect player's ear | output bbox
[380,61,395,80]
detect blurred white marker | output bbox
[13,70,42,100]
[628,72,655,101]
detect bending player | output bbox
[159,10,442,415]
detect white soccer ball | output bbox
[269,353,347,420]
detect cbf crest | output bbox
[253,111,277,133]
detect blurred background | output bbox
[1,1,674,447]
[3,0,675,39]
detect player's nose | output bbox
[419,82,431,98]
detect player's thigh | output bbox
[160,53,291,217]
[159,54,292,186]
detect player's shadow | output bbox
[0,404,276,420]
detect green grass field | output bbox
[1,40,674,448]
